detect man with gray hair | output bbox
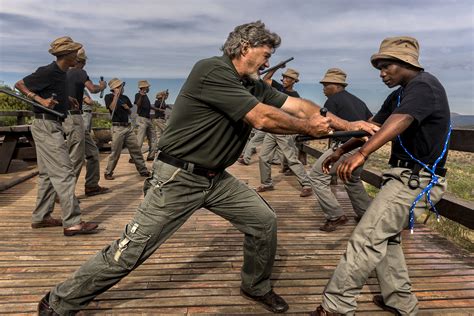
[38,21,377,314]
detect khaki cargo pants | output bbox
[63,114,85,180]
[104,124,148,176]
[322,167,447,315]
[49,160,278,313]
[31,118,82,228]
[136,116,156,160]
[308,147,371,220]
[258,133,310,187]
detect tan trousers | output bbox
[322,168,447,315]
[31,118,82,228]
[104,125,148,176]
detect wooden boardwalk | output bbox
[0,154,473,315]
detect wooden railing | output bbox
[0,110,110,125]
[296,128,474,229]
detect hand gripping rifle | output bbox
[99,76,105,98]
[109,82,126,121]
[0,88,66,119]
[259,57,294,75]
[295,108,370,142]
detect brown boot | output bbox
[85,185,111,197]
[300,187,313,197]
[31,217,62,229]
[240,288,289,313]
[310,305,342,316]
[104,173,114,180]
[319,215,348,232]
[64,221,99,236]
[38,292,59,315]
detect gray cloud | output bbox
[0,0,472,113]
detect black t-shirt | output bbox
[325,90,373,142]
[67,68,90,111]
[271,80,300,97]
[154,98,167,119]
[134,93,151,118]
[22,61,68,115]
[372,71,451,167]
[105,93,133,123]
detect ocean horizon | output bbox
[1,72,472,116]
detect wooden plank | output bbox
[0,154,472,314]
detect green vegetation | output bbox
[90,101,111,128]
[0,85,33,126]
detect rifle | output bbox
[0,88,66,119]
[109,82,126,121]
[99,76,105,98]
[295,108,370,142]
[259,57,294,75]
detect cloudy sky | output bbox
[0,0,473,114]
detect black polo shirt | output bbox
[158,55,287,169]
[324,90,373,142]
[22,61,68,115]
[154,98,167,119]
[67,68,90,111]
[372,71,451,167]
[271,80,300,97]
[105,93,133,123]
[134,93,151,118]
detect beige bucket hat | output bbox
[48,36,82,56]
[76,48,87,61]
[156,90,169,99]
[108,78,123,90]
[320,68,348,86]
[138,80,151,89]
[282,68,299,82]
[370,36,423,69]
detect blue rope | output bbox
[395,90,452,233]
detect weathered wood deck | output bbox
[0,154,473,315]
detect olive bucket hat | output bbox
[370,36,423,69]
[319,68,348,86]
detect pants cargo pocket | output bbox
[113,222,151,270]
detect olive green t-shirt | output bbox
[158,55,287,169]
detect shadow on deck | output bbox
[0,154,473,315]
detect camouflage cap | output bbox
[320,68,348,86]
[371,36,423,69]
[48,36,82,56]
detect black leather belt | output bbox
[34,113,64,122]
[83,109,92,113]
[112,122,130,126]
[68,110,83,115]
[390,158,446,177]
[157,151,221,179]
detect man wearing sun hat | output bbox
[14,37,99,236]
[152,89,171,143]
[311,37,451,316]
[307,68,373,232]
[257,67,313,197]
[65,47,109,197]
[103,78,150,180]
[134,80,156,161]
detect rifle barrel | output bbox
[259,57,294,75]
[0,88,66,119]
[295,130,370,142]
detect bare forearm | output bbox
[338,138,367,154]
[359,114,413,157]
